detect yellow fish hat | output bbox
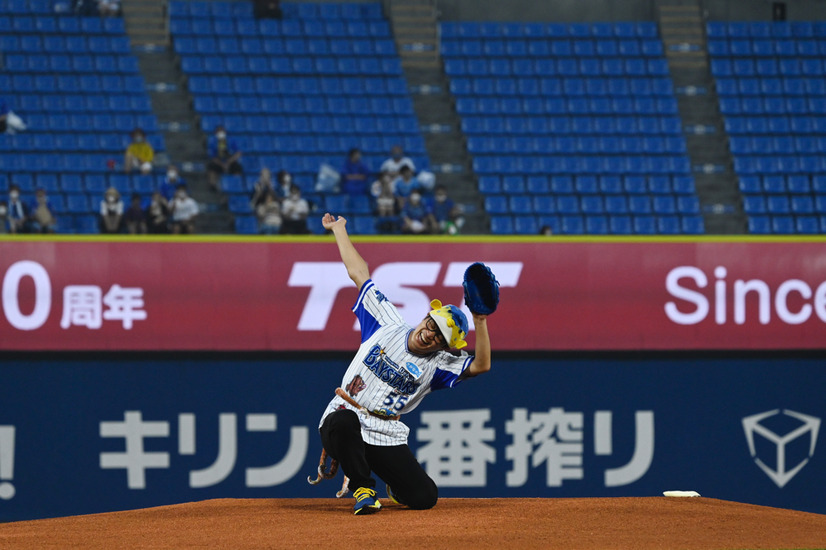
[428,299,469,349]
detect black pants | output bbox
[319,409,438,510]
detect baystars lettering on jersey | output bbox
[289,261,522,331]
[363,344,420,395]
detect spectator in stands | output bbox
[256,191,282,235]
[280,184,310,234]
[428,184,464,235]
[73,0,97,15]
[159,164,185,201]
[169,185,199,234]
[340,148,371,196]
[28,188,57,234]
[370,170,398,217]
[393,164,421,207]
[275,170,294,200]
[250,167,276,208]
[0,97,26,135]
[98,0,121,17]
[0,201,6,234]
[124,128,154,175]
[401,190,436,235]
[380,144,415,178]
[207,125,243,191]
[539,225,553,236]
[99,187,124,234]
[124,193,147,235]
[146,191,170,234]
[7,185,27,234]
[0,98,8,134]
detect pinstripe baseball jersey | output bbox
[319,279,474,446]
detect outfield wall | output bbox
[0,237,823,521]
[0,353,823,521]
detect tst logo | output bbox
[742,409,820,488]
[288,261,523,331]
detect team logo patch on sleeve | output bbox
[346,374,366,397]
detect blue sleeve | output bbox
[352,280,381,343]
[430,356,474,391]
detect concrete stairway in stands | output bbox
[391,0,487,234]
[123,0,232,233]
[657,0,747,233]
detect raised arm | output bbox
[322,212,370,289]
[466,314,491,376]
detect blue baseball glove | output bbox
[463,262,499,315]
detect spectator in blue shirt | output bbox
[393,164,421,206]
[427,184,464,235]
[159,164,186,201]
[207,125,243,191]
[401,190,435,235]
[340,148,371,196]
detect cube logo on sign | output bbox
[742,409,820,488]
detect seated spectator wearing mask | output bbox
[124,128,154,175]
[7,185,27,233]
[159,165,185,201]
[206,125,243,191]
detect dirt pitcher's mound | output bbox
[1,497,825,549]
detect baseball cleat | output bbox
[386,484,404,506]
[353,487,382,515]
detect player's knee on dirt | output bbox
[407,479,438,510]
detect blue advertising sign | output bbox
[0,355,823,521]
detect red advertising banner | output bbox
[1,237,826,351]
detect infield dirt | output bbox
[1,497,825,549]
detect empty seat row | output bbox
[441,38,664,58]
[180,55,402,76]
[485,194,700,215]
[6,94,151,113]
[173,36,396,56]
[716,77,826,96]
[450,76,673,97]
[440,21,659,39]
[17,113,158,133]
[169,0,383,20]
[733,155,826,174]
[708,38,826,57]
[0,15,125,34]
[1,173,177,194]
[479,175,696,195]
[197,114,419,135]
[724,115,826,134]
[444,57,670,76]
[743,194,826,214]
[707,21,826,38]
[490,214,705,235]
[0,153,156,173]
[169,18,390,38]
[461,115,683,135]
[469,135,686,155]
[0,73,145,93]
[730,136,826,154]
[187,75,408,96]
[748,215,826,234]
[239,134,425,155]
[738,174,826,194]
[0,132,163,153]
[456,96,678,115]
[720,96,826,115]
[0,34,130,53]
[192,95,413,116]
[711,57,826,76]
[472,154,691,175]
[3,54,139,73]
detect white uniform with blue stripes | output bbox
[319,279,474,446]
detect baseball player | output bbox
[316,212,492,515]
